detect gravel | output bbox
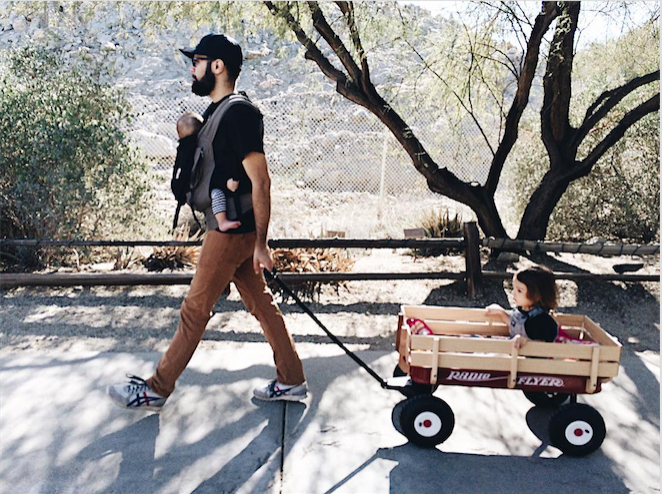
[1,250,658,355]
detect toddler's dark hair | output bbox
[515,265,558,310]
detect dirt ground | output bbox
[1,249,658,356]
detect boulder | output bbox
[128,129,177,161]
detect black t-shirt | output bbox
[202,94,264,234]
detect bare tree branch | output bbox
[571,70,660,152]
[265,2,502,230]
[475,42,520,78]
[575,93,660,179]
[335,1,371,87]
[485,0,558,194]
[306,1,363,86]
[264,1,366,105]
[402,37,497,156]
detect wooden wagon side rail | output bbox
[408,351,620,381]
[408,334,622,362]
[410,347,619,384]
[398,305,623,393]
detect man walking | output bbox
[108,34,307,411]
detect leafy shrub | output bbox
[508,113,659,243]
[0,47,155,268]
[414,208,464,257]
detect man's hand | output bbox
[253,242,273,274]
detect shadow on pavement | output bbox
[322,441,631,494]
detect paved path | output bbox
[0,343,659,493]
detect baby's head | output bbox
[177,112,203,139]
[513,265,558,310]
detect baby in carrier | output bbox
[175,112,241,232]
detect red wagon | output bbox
[266,271,622,457]
[391,305,623,456]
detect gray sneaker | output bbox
[254,380,308,402]
[107,375,166,412]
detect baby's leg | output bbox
[214,212,241,232]
[211,189,241,231]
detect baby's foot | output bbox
[218,219,241,232]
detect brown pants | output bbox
[147,230,305,398]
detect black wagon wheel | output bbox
[523,390,571,408]
[399,395,455,448]
[549,403,606,457]
[391,399,406,435]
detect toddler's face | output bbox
[511,275,534,309]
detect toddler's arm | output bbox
[512,334,529,349]
[486,304,510,325]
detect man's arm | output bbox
[243,151,273,273]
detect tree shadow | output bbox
[2,345,655,493]
[322,440,630,494]
[323,401,630,494]
[0,286,403,352]
[53,361,312,493]
[0,285,402,315]
[94,352,384,493]
[61,414,161,493]
[191,402,307,494]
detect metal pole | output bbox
[379,131,388,201]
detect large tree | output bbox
[264,1,660,240]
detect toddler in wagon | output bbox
[486,265,559,349]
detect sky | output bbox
[398,1,658,48]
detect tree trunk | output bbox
[461,187,507,239]
[265,1,659,243]
[516,165,572,240]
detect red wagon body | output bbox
[391,305,622,456]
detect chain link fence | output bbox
[130,91,493,192]
[129,90,495,237]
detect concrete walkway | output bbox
[0,343,659,494]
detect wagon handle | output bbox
[264,268,389,388]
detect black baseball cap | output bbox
[180,34,243,74]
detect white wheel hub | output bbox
[564,420,594,446]
[413,411,442,438]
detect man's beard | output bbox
[192,63,215,96]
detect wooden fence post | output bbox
[464,221,483,297]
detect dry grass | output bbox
[113,247,144,271]
[142,224,202,271]
[271,247,355,300]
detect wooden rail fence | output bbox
[1,222,659,295]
